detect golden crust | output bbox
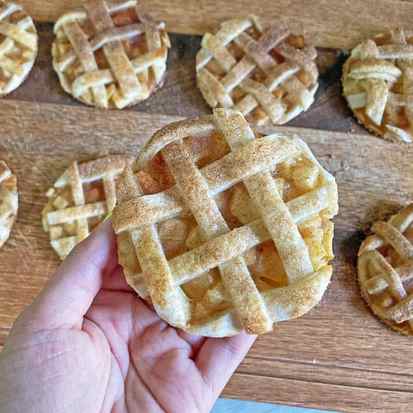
[113,109,338,337]
[0,160,17,248]
[52,0,170,109]
[42,155,131,259]
[195,16,319,126]
[0,1,38,96]
[342,29,413,143]
[358,203,413,335]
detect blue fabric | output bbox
[212,398,334,413]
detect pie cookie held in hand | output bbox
[0,1,38,96]
[42,156,130,260]
[358,204,413,335]
[0,161,17,248]
[343,28,413,143]
[112,109,338,337]
[196,16,319,126]
[52,0,170,109]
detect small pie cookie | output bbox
[0,1,38,96]
[0,161,17,248]
[112,109,338,337]
[52,0,170,109]
[343,28,413,143]
[358,203,413,335]
[196,16,319,126]
[42,156,130,259]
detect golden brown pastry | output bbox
[0,1,38,96]
[52,0,170,109]
[343,28,413,143]
[0,161,17,248]
[196,16,319,126]
[112,109,338,337]
[42,156,130,259]
[358,203,413,335]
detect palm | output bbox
[0,223,255,413]
[85,268,214,413]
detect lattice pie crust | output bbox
[0,1,38,96]
[343,28,413,143]
[196,16,319,126]
[52,0,170,109]
[358,204,413,335]
[112,109,338,337]
[42,156,130,259]
[0,160,17,248]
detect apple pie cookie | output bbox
[358,203,413,335]
[52,0,170,109]
[343,28,413,143]
[42,156,130,259]
[112,109,338,337]
[0,161,17,248]
[196,16,319,126]
[0,1,38,96]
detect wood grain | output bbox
[18,0,413,48]
[8,24,354,133]
[1,97,413,413]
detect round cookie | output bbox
[358,203,413,335]
[112,109,338,337]
[52,0,170,109]
[343,28,413,143]
[0,1,38,96]
[196,16,319,126]
[42,156,130,259]
[0,161,18,248]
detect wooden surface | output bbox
[1,19,413,413]
[17,0,413,48]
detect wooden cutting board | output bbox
[17,0,413,48]
[1,97,413,413]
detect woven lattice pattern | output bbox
[42,156,129,259]
[0,1,37,96]
[52,0,170,109]
[112,109,338,337]
[196,16,319,126]
[343,28,413,143]
[358,204,413,335]
[0,161,17,248]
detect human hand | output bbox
[0,221,256,413]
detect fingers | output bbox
[195,332,256,395]
[15,220,117,333]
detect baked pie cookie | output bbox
[0,161,17,248]
[196,16,319,126]
[0,1,38,96]
[358,203,413,335]
[112,109,338,337]
[42,156,130,259]
[343,28,413,143]
[52,0,170,109]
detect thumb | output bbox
[13,220,117,334]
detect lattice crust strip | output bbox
[52,0,170,109]
[0,1,38,96]
[113,109,338,337]
[196,16,319,127]
[42,155,130,260]
[0,160,18,248]
[343,28,413,143]
[358,204,413,335]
